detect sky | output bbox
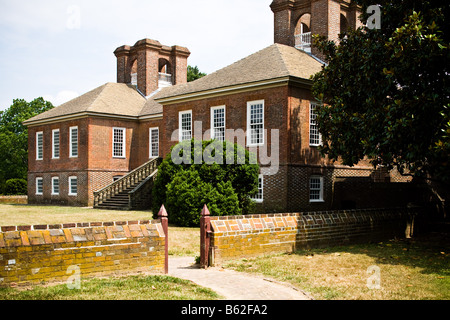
[0,0,274,111]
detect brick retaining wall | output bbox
[209,208,422,265]
[0,220,166,287]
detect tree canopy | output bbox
[0,98,54,191]
[152,139,260,226]
[187,65,207,82]
[312,0,450,183]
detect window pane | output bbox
[249,103,264,145]
[37,132,43,160]
[150,128,159,157]
[309,177,323,201]
[70,177,77,195]
[36,178,43,194]
[251,175,264,201]
[71,127,78,157]
[212,107,225,141]
[52,178,59,194]
[181,112,192,141]
[53,130,60,158]
[310,103,321,146]
[113,128,125,157]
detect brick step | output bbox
[95,203,130,210]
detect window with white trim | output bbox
[251,175,264,203]
[211,106,226,142]
[309,102,322,146]
[149,127,159,158]
[36,177,43,195]
[52,129,60,159]
[51,177,59,195]
[69,176,78,196]
[113,127,126,158]
[70,126,78,158]
[247,100,264,146]
[179,110,192,142]
[309,176,324,202]
[36,132,43,160]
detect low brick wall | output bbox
[0,196,27,204]
[0,220,166,287]
[210,208,422,265]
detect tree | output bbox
[152,139,260,226]
[187,65,207,82]
[0,98,54,192]
[312,0,450,183]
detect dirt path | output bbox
[168,257,313,300]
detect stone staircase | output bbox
[93,157,161,210]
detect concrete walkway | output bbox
[168,257,312,300]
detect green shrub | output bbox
[153,139,259,226]
[4,178,27,195]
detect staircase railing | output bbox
[93,157,162,208]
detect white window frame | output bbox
[251,174,264,203]
[68,176,78,196]
[36,131,43,160]
[112,127,126,158]
[309,176,324,202]
[247,100,265,146]
[51,177,60,195]
[149,127,159,158]
[179,110,193,142]
[309,102,323,147]
[36,177,43,195]
[211,105,226,142]
[52,129,60,159]
[70,126,78,158]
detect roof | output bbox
[24,43,323,125]
[24,83,150,125]
[153,43,324,102]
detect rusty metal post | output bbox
[158,205,169,274]
[200,204,211,269]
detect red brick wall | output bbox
[0,220,166,287]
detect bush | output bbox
[153,139,259,226]
[4,178,27,195]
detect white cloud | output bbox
[43,90,80,107]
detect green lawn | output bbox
[0,275,221,300]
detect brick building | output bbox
[24,0,411,211]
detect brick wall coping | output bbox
[210,207,418,235]
[209,207,415,221]
[0,219,160,232]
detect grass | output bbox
[0,275,221,300]
[0,204,154,226]
[224,233,450,300]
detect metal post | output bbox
[200,204,211,269]
[158,205,169,274]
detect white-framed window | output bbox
[68,176,78,196]
[211,105,226,142]
[70,126,78,158]
[309,176,324,202]
[247,100,264,146]
[149,127,159,158]
[52,129,60,159]
[251,174,264,203]
[51,177,60,195]
[36,131,43,160]
[310,102,322,146]
[36,177,43,195]
[179,110,192,142]
[113,127,126,158]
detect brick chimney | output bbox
[270,0,361,58]
[114,38,191,97]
